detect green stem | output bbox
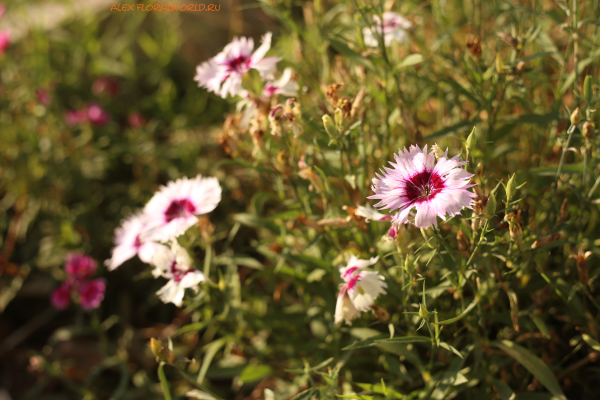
[466,219,490,268]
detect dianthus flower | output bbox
[363,12,412,47]
[335,256,387,325]
[194,32,279,98]
[105,213,163,270]
[151,241,206,306]
[142,175,222,242]
[51,253,105,311]
[369,145,476,229]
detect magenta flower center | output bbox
[169,261,189,282]
[405,170,445,203]
[342,266,359,280]
[164,199,196,222]
[347,273,361,290]
[226,55,250,74]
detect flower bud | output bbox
[496,54,505,73]
[509,219,522,244]
[466,127,476,151]
[149,338,175,364]
[476,163,483,180]
[584,76,593,105]
[418,303,430,321]
[570,107,581,126]
[583,121,594,140]
[515,61,526,75]
[432,143,444,160]
[485,193,497,219]
[350,87,366,120]
[559,198,568,222]
[322,114,337,138]
[531,233,561,249]
[506,174,517,202]
[334,107,343,131]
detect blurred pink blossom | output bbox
[51,253,105,311]
[0,4,6,20]
[65,253,97,281]
[0,30,10,55]
[65,109,87,126]
[78,279,106,311]
[92,77,120,97]
[36,89,50,105]
[128,112,146,128]
[86,103,110,126]
[51,284,71,310]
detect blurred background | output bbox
[0,0,275,398]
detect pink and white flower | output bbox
[369,144,476,229]
[335,256,387,325]
[335,285,361,325]
[194,32,280,98]
[142,175,222,242]
[105,214,162,270]
[151,241,206,306]
[363,12,412,47]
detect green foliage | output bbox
[3,0,600,400]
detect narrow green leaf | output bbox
[425,120,480,139]
[293,388,321,400]
[582,334,600,352]
[493,340,566,400]
[375,336,432,344]
[435,300,477,325]
[393,54,423,72]
[197,337,228,384]
[239,365,272,383]
[342,334,388,350]
[493,379,516,400]
[158,362,172,400]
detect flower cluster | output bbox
[51,253,106,311]
[194,32,297,129]
[335,256,387,325]
[106,175,221,306]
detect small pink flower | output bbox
[105,213,163,271]
[77,279,106,311]
[86,103,110,126]
[65,253,97,281]
[369,144,477,229]
[142,175,222,242]
[128,113,146,128]
[335,256,386,325]
[194,32,280,98]
[51,284,71,310]
[65,109,87,126]
[36,89,50,105]
[0,30,11,55]
[92,77,120,97]
[0,4,6,21]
